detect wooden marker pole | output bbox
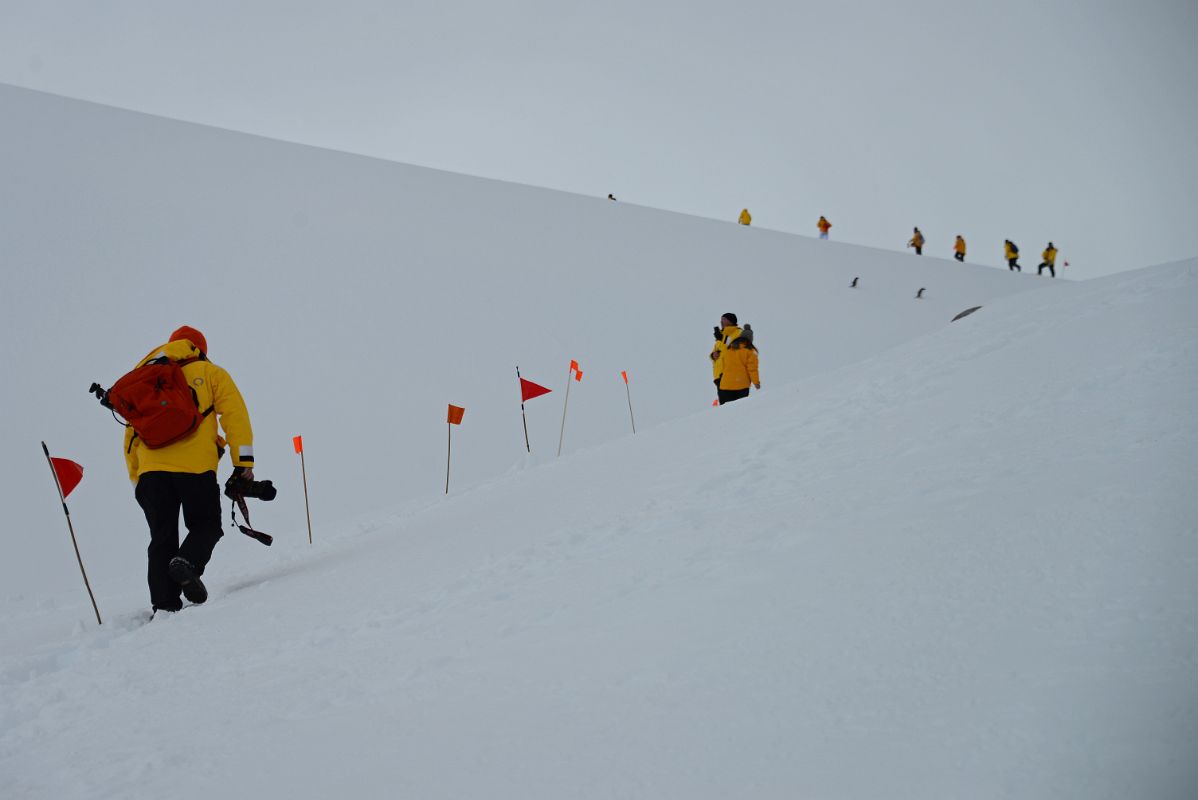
[621,371,636,434]
[557,360,580,457]
[446,405,465,493]
[41,442,101,625]
[517,366,531,453]
[293,436,313,545]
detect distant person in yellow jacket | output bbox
[739,209,752,226]
[121,326,257,614]
[907,227,925,255]
[818,216,832,240]
[1038,242,1058,277]
[954,235,967,262]
[1005,239,1021,271]
[710,313,742,395]
[718,325,760,404]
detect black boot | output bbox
[168,557,208,604]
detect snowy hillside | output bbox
[1,83,1042,605]
[3,255,1196,797]
[2,85,1195,798]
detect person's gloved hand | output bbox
[713,326,722,341]
[225,466,255,494]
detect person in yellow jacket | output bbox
[907,227,925,255]
[718,325,760,404]
[124,326,255,613]
[1004,239,1021,271]
[710,312,742,395]
[739,209,752,226]
[817,216,832,240]
[1038,242,1058,277]
[954,235,967,262]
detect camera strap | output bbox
[230,493,273,546]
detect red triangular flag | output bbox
[447,404,466,425]
[51,457,84,499]
[520,378,552,402]
[293,435,304,454]
[575,370,583,382]
[621,370,629,384]
[569,359,580,373]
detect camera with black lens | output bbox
[224,474,277,502]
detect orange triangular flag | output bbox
[620,370,629,384]
[575,370,583,382]
[569,359,580,373]
[293,435,304,454]
[447,404,465,425]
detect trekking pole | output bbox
[41,441,102,625]
[293,436,313,545]
[621,371,636,434]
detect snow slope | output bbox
[0,82,1044,608]
[2,249,1196,798]
[4,84,1196,797]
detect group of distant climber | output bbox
[906,227,1059,277]
[731,206,1063,278]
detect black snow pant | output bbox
[718,387,751,405]
[1008,259,1021,271]
[1038,262,1055,277]
[954,252,965,262]
[135,471,224,611]
[914,245,922,255]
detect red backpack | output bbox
[98,356,214,449]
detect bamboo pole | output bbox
[445,422,452,494]
[557,365,574,457]
[41,442,101,625]
[299,449,313,545]
[624,379,637,434]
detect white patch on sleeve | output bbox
[239,445,254,458]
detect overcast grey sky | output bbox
[2,0,1195,277]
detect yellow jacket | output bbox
[1005,241,1019,260]
[954,237,966,255]
[1043,246,1057,265]
[122,339,254,482]
[818,217,831,233]
[739,209,752,225]
[719,344,760,391]
[909,231,924,248]
[710,325,742,379]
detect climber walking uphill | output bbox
[954,235,967,262]
[1005,239,1021,271]
[1039,242,1058,277]
[739,209,752,226]
[817,216,832,240]
[710,313,743,396]
[718,325,760,405]
[908,227,925,255]
[96,326,258,614]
